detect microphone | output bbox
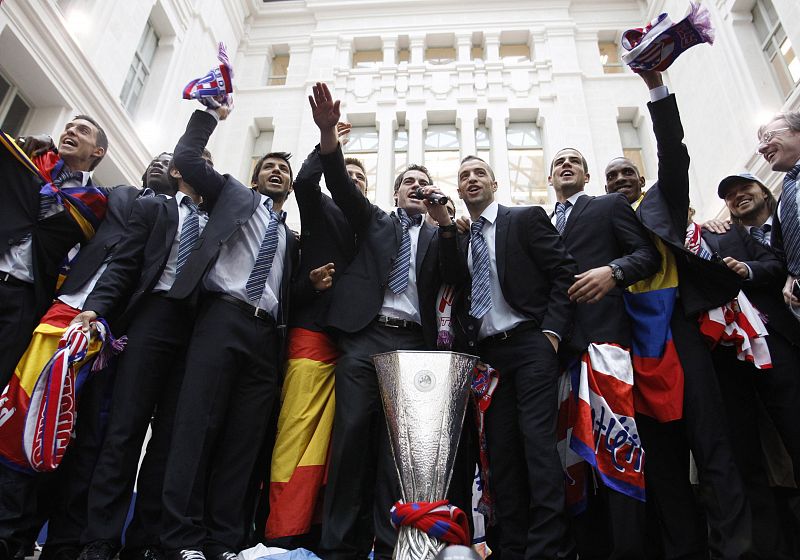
[413,187,449,206]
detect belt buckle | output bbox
[0,273,8,282]
[497,330,511,341]
[378,316,399,328]
[254,306,264,318]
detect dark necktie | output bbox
[175,197,200,274]
[245,202,282,302]
[554,201,571,234]
[780,163,800,276]
[469,217,492,319]
[749,223,771,247]
[387,209,421,294]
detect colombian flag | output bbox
[0,302,103,472]
[266,328,337,538]
[623,196,684,422]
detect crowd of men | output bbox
[0,61,800,560]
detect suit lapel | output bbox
[415,221,434,276]
[495,205,511,287]
[562,194,591,239]
[165,197,180,252]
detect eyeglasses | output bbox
[758,127,791,146]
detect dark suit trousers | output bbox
[713,346,794,559]
[319,322,424,560]
[0,280,37,389]
[160,295,278,554]
[83,294,192,548]
[479,328,565,560]
[638,306,751,560]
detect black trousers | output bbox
[319,322,425,560]
[478,328,565,560]
[83,294,193,549]
[0,341,113,550]
[160,295,278,554]
[0,279,37,389]
[714,338,800,560]
[638,306,751,560]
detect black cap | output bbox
[717,172,767,199]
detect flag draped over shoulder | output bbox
[558,344,646,508]
[623,195,684,422]
[0,302,119,472]
[266,328,337,539]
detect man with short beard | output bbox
[160,102,299,560]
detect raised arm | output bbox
[173,108,228,207]
[310,82,373,232]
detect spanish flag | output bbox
[266,328,337,538]
[624,195,684,422]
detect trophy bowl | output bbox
[372,350,478,560]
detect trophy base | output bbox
[393,526,447,560]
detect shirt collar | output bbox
[561,191,585,206]
[479,201,499,225]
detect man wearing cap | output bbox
[710,173,777,244]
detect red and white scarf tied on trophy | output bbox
[621,2,714,72]
[22,320,123,472]
[182,42,234,109]
[699,291,772,370]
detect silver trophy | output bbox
[372,350,478,560]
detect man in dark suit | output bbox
[548,147,659,558]
[160,103,298,560]
[452,154,576,560]
[604,70,751,560]
[73,152,210,560]
[36,153,176,560]
[308,83,460,559]
[0,116,108,390]
[755,112,800,312]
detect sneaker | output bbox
[77,541,119,560]
[171,550,206,560]
[210,553,236,560]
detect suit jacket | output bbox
[703,225,800,347]
[290,148,357,331]
[169,110,298,341]
[83,195,181,332]
[455,203,577,347]
[319,146,460,348]
[560,192,659,353]
[637,94,742,317]
[59,185,141,296]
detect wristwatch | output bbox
[609,264,625,284]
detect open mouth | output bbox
[560,170,575,178]
[61,137,78,148]
[737,198,752,208]
[268,175,283,185]
[467,185,482,194]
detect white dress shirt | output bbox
[0,171,92,283]
[204,194,286,319]
[153,191,208,293]
[58,263,109,310]
[379,208,423,324]
[550,191,587,230]
[467,201,529,340]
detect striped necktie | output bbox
[779,163,800,276]
[554,201,571,234]
[175,197,200,274]
[245,202,282,302]
[469,217,492,319]
[749,224,771,247]
[387,209,421,294]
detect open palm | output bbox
[308,82,341,130]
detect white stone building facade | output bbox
[1,0,798,227]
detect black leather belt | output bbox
[214,293,274,322]
[375,315,422,331]
[481,321,538,343]
[0,272,29,288]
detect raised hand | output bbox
[308,82,341,131]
